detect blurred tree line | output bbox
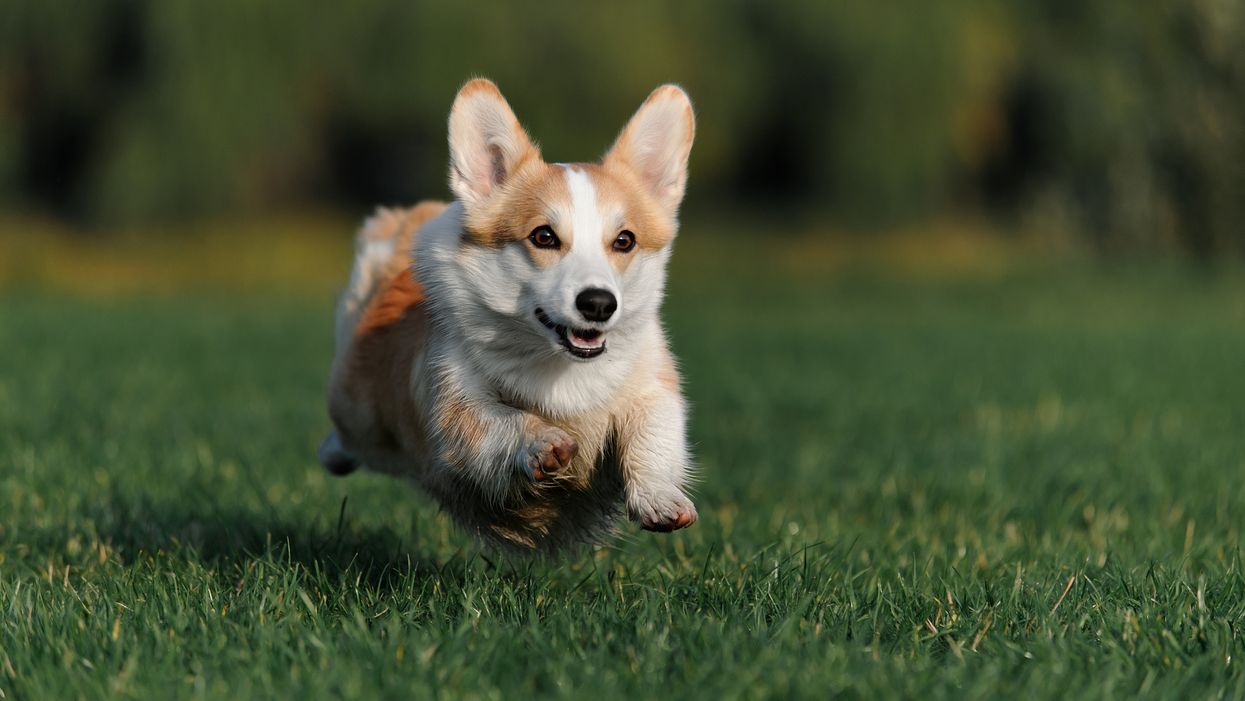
[1,1,1242,256]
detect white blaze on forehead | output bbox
[562,166,605,256]
[557,165,620,316]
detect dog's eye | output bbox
[528,225,561,249]
[612,230,636,253]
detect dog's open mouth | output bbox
[535,308,606,359]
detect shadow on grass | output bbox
[11,485,485,593]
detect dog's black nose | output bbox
[575,288,617,322]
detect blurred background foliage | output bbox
[1,0,1243,258]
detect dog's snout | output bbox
[575,288,617,322]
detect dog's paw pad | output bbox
[629,490,697,532]
[523,428,578,481]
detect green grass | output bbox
[3,240,1245,699]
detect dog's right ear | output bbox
[448,79,539,208]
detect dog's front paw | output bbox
[628,488,697,532]
[521,427,579,481]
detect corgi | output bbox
[318,79,697,553]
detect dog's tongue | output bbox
[569,329,605,349]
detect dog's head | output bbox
[439,79,694,363]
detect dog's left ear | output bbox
[605,85,696,212]
[448,79,540,208]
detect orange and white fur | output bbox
[318,79,697,553]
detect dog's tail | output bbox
[333,202,447,351]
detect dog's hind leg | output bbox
[317,432,359,476]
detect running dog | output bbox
[319,79,697,552]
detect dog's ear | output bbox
[604,85,696,212]
[448,79,540,207]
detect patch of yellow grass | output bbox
[0,212,356,297]
[0,211,1056,297]
[770,217,1055,280]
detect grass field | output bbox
[3,228,1245,699]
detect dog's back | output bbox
[321,203,445,478]
[332,203,447,353]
